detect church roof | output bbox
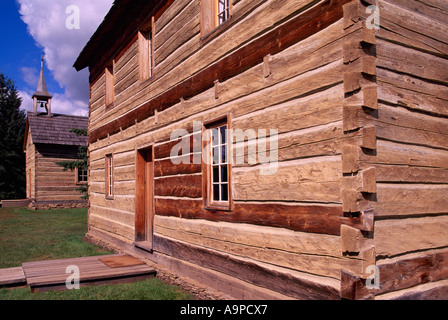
[25,113,88,147]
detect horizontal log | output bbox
[377,0,448,56]
[377,249,448,296]
[154,132,201,160]
[377,68,448,110]
[233,156,342,203]
[232,85,343,135]
[153,234,341,300]
[375,183,448,217]
[154,197,358,236]
[371,164,448,184]
[376,39,448,85]
[376,279,448,300]
[155,224,342,279]
[233,122,344,166]
[90,204,134,227]
[90,192,135,212]
[154,174,202,198]
[154,155,202,177]
[154,215,341,257]
[89,213,134,240]
[375,215,448,258]
[367,140,448,169]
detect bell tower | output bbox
[32,56,53,117]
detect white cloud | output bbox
[18,0,113,115]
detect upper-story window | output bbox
[200,0,232,38]
[139,29,153,82]
[217,0,231,26]
[105,63,114,107]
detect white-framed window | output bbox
[200,0,232,38]
[210,124,229,202]
[217,0,230,26]
[106,154,114,199]
[203,117,232,210]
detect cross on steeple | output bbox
[32,56,53,116]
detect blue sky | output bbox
[0,0,113,116]
[0,1,60,96]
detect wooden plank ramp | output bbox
[21,254,156,292]
[0,267,27,288]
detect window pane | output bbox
[221,166,228,183]
[212,128,219,146]
[213,183,220,201]
[221,184,228,201]
[220,126,226,144]
[221,145,227,163]
[212,146,220,164]
[213,166,220,183]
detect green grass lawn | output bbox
[0,207,193,300]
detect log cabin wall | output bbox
[33,144,84,204]
[87,0,357,300]
[84,0,448,299]
[340,0,448,300]
[373,0,448,300]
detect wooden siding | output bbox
[25,130,36,199]
[339,0,448,300]
[85,0,448,299]
[373,0,448,299]
[87,0,354,299]
[33,144,84,202]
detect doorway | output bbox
[135,147,154,252]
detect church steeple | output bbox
[32,56,53,116]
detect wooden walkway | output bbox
[0,254,156,292]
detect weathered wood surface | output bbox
[376,249,448,297]
[153,234,341,300]
[154,215,350,279]
[0,267,26,287]
[84,0,448,300]
[154,197,361,236]
[87,0,350,143]
[22,254,155,292]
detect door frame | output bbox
[134,145,154,252]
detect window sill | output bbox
[201,17,233,44]
[204,204,232,212]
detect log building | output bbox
[74,0,448,299]
[24,58,88,209]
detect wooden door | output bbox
[135,147,154,251]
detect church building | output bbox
[23,57,89,209]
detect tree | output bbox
[0,73,26,200]
[56,128,89,199]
